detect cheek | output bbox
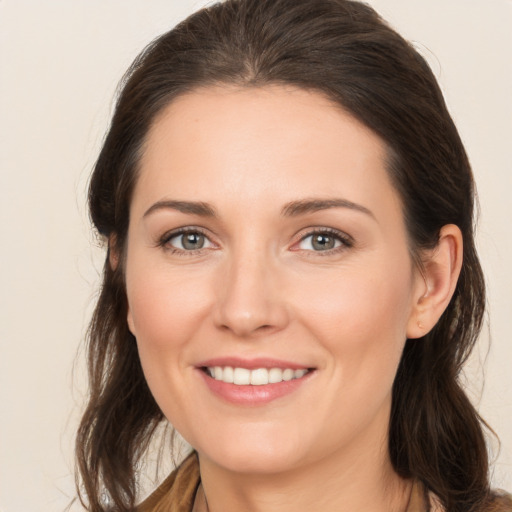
[296,264,413,342]
[292,260,414,400]
[124,262,214,429]
[125,258,213,366]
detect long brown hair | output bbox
[77,0,509,510]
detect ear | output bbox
[108,234,136,335]
[127,307,136,337]
[407,224,463,339]
[108,234,119,271]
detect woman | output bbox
[76,0,511,511]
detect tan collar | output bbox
[137,452,200,512]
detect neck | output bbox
[197,422,412,512]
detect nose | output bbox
[212,249,289,338]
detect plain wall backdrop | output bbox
[1,1,510,511]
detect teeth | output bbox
[223,366,234,383]
[250,368,268,385]
[269,368,282,383]
[282,369,294,381]
[206,366,309,385]
[233,368,251,385]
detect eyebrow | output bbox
[143,197,374,219]
[143,200,217,218]
[281,198,375,219]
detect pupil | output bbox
[183,233,204,250]
[313,234,334,250]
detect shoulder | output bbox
[136,451,200,512]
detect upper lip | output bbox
[196,357,312,370]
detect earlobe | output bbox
[407,224,463,339]
[127,308,136,337]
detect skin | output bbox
[123,85,462,512]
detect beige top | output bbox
[136,452,433,512]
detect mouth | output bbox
[202,366,312,385]
[196,358,315,405]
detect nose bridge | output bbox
[214,238,288,337]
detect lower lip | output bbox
[197,369,313,406]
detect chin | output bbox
[207,447,305,475]
[192,424,309,475]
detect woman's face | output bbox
[125,85,425,474]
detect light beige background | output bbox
[0,1,510,511]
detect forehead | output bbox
[134,85,401,221]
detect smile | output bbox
[197,358,315,405]
[205,366,309,385]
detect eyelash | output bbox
[292,227,354,256]
[158,227,214,255]
[157,227,354,256]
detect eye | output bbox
[297,230,351,252]
[163,229,214,251]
